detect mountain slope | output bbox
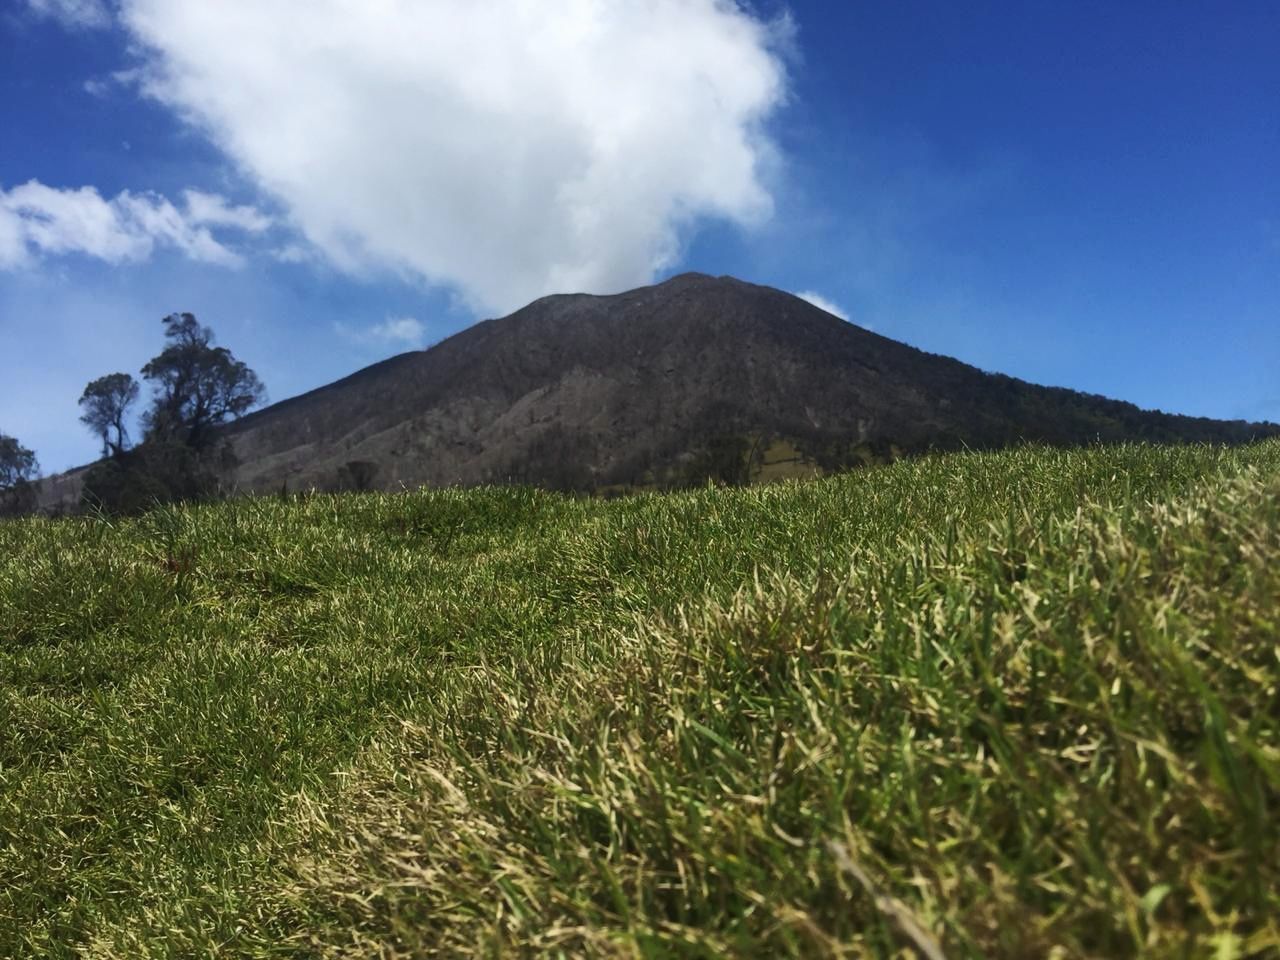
[220,273,1277,494]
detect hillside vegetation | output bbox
[218,274,1280,499]
[2,442,1278,957]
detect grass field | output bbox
[2,442,1278,957]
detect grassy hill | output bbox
[3,441,1278,957]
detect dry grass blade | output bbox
[826,841,947,960]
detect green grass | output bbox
[2,442,1278,957]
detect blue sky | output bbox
[2,0,1277,473]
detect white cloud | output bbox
[372,317,427,346]
[271,243,315,265]
[336,316,428,349]
[183,190,273,234]
[794,290,850,321]
[84,68,146,99]
[0,180,270,269]
[0,203,26,267]
[118,0,790,314]
[24,0,111,29]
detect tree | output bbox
[78,373,139,457]
[0,431,39,516]
[336,459,380,492]
[80,441,219,516]
[0,432,38,488]
[682,433,756,488]
[141,313,266,448]
[80,314,265,515]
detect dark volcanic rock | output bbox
[215,273,1277,494]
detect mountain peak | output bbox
[659,271,746,288]
[195,274,1278,498]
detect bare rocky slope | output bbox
[211,272,1277,495]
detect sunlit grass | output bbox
[2,441,1277,957]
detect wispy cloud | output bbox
[0,181,271,269]
[271,243,315,265]
[83,67,146,99]
[335,316,428,350]
[182,190,273,234]
[117,0,791,313]
[24,0,111,30]
[794,290,850,321]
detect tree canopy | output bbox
[0,432,38,490]
[140,313,266,448]
[79,314,266,514]
[79,373,139,457]
[0,432,38,515]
